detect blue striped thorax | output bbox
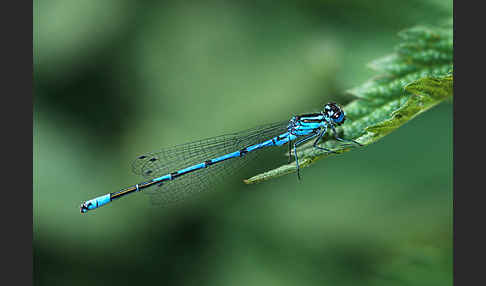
[288,102,346,135]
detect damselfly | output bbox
[80,102,361,213]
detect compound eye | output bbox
[333,112,341,119]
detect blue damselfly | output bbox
[80,102,361,213]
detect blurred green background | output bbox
[34,1,452,285]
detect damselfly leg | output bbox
[312,126,338,154]
[330,126,363,146]
[293,132,319,180]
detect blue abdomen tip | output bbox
[80,194,111,213]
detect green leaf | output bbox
[244,21,453,184]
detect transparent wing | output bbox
[130,121,290,205]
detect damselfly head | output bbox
[323,102,345,126]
